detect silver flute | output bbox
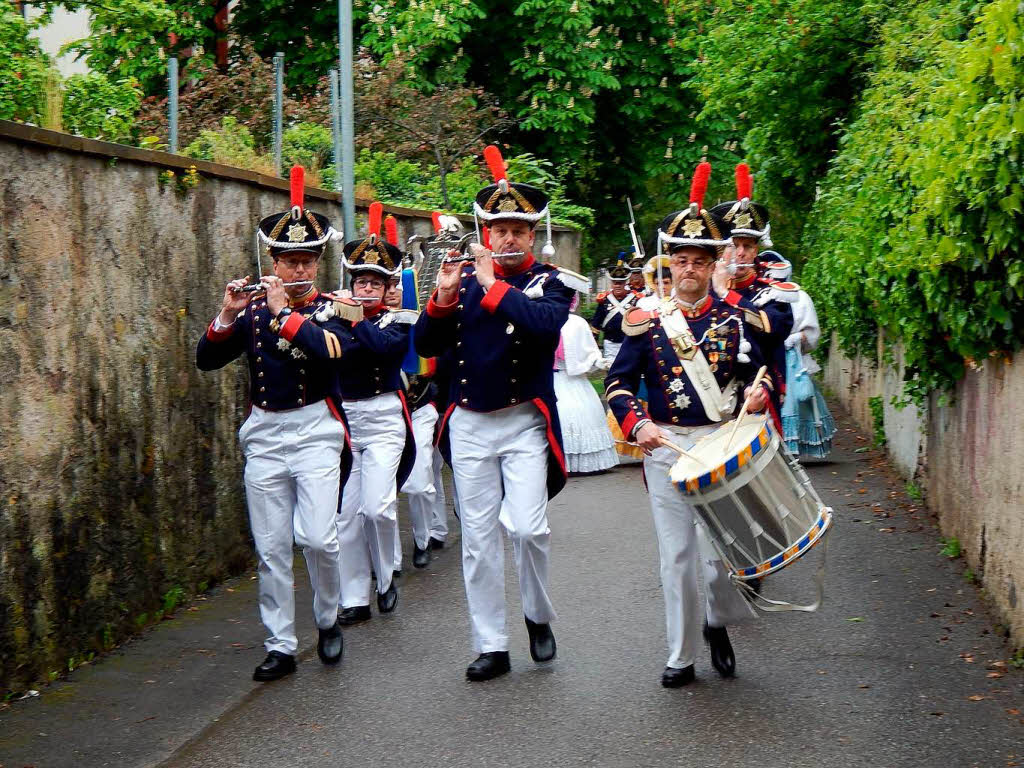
[442,250,526,264]
[232,280,314,293]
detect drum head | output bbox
[669,415,771,490]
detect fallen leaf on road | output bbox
[988,672,1005,679]
[145,680,156,684]
[930,711,944,716]
[858,684,871,689]
[927,588,937,592]
[854,446,870,453]
[1007,709,1021,716]
[847,617,864,622]
[858,488,867,494]
[968,695,986,701]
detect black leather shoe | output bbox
[377,581,399,613]
[428,537,445,551]
[317,622,344,665]
[525,617,556,662]
[338,605,371,625]
[661,664,695,688]
[252,651,296,682]
[412,542,431,569]
[703,622,736,677]
[466,651,511,681]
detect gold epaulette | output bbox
[551,265,591,293]
[332,297,364,323]
[622,307,656,336]
[742,307,770,332]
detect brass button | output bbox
[261,400,268,407]
[297,398,303,404]
[658,361,665,367]
[511,378,517,383]
[260,386,265,393]
[258,371,264,377]
[460,287,466,293]
[461,397,468,404]
[512,359,518,364]
[656,346,663,352]
[672,416,680,423]
[459,360,464,366]
[257,342,262,348]
[256,357,262,363]
[300,369,305,374]
[510,398,518,404]
[456,341,462,347]
[457,304,464,310]
[460,378,467,384]
[376,389,382,394]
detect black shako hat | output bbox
[656,162,732,256]
[257,166,336,258]
[708,163,772,245]
[342,201,403,277]
[473,144,556,258]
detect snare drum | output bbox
[668,415,832,609]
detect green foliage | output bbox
[940,536,962,559]
[61,73,143,143]
[182,116,273,174]
[906,481,923,501]
[868,395,886,447]
[161,585,185,615]
[38,0,219,96]
[0,6,50,122]
[803,0,1024,404]
[691,0,891,262]
[282,122,333,172]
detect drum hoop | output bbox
[732,506,832,581]
[679,422,772,493]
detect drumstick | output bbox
[658,437,711,469]
[725,365,768,451]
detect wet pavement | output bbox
[1,403,1021,768]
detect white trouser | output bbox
[240,401,345,655]
[449,403,556,653]
[337,393,405,605]
[644,423,755,669]
[602,339,622,366]
[401,403,440,550]
[429,446,449,541]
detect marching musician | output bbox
[195,168,350,681]
[627,254,649,296]
[605,163,772,688]
[334,206,416,625]
[414,145,588,681]
[590,256,638,368]
[710,164,796,431]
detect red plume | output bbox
[368,201,383,237]
[483,145,507,182]
[689,162,711,209]
[735,163,753,200]
[385,215,399,246]
[289,166,305,211]
[482,227,492,249]
[431,211,443,234]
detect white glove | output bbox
[784,332,802,350]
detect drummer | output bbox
[605,163,772,688]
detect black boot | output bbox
[466,651,511,681]
[525,617,556,662]
[317,621,344,665]
[338,605,371,625]
[703,622,735,678]
[377,580,399,613]
[412,541,431,569]
[661,665,695,688]
[428,537,446,551]
[252,651,296,682]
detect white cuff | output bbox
[213,315,235,331]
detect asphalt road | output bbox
[2,408,1022,768]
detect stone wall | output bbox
[825,334,1023,648]
[0,121,581,694]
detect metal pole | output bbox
[168,58,178,153]
[338,0,355,242]
[329,68,346,290]
[273,52,284,176]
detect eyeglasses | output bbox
[279,256,319,270]
[353,277,386,289]
[670,258,716,269]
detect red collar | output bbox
[289,287,319,308]
[493,253,536,278]
[675,293,714,319]
[733,272,757,291]
[362,303,386,318]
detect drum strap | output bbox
[732,535,829,613]
[660,308,734,422]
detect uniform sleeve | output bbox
[604,334,653,439]
[413,290,459,358]
[734,315,774,404]
[196,310,250,371]
[278,313,352,361]
[793,291,820,351]
[350,316,412,358]
[480,273,572,338]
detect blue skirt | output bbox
[782,381,836,458]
